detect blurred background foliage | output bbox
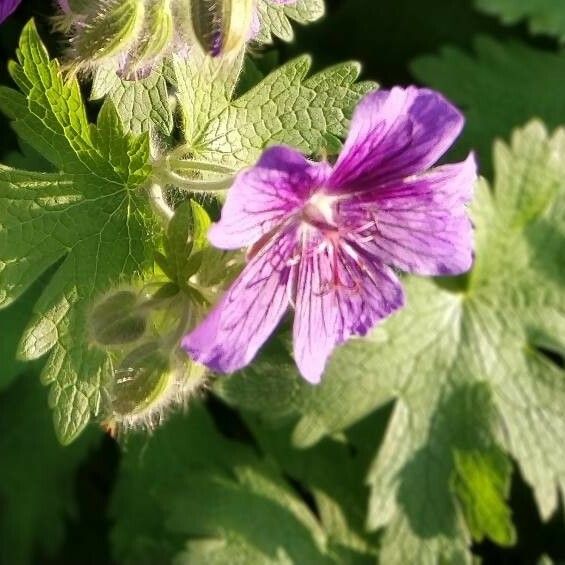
[1,0,565,563]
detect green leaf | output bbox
[0,21,154,443]
[411,37,565,175]
[255,0,325,43]
[216,121,565,561]
[173,50,244,147]
[242,412,380,560]
[90,65,173,136]
[0,276,44,391]
[111,404,341,565]
[452,447,516,546]
[0,375,100,564]
[475,0,565,42]
[175,53,375,168]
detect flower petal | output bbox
[209,146,331,250]
[329,87,464,191]
[293,235,404,383]
[0,0,21,23]
[182,230,296,373]
[343,154,476,276]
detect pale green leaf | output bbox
[175,54,375,168]
[173,50,244,146]
[255,0,325,43]
[91,65,173,136]
[163,199,212,287]
[0,21,155,443]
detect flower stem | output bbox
[160,170,234,193]
[148,183,174,223]
[167,158,236,176]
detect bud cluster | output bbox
[54,0,291,78]
[88,285,205,431]
[88,199,240,433]
[55,0,188,78]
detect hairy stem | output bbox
[148,183,174,223]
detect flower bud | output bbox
[59,0,184,78]
[190,0,254,57]
[89,290,147,347]
[110,341,207,428]
[111,341,173,417]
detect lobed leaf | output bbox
[255,0,325,44]
[174,53,375,168]
[0,21,155,443]
[91,65,173,136]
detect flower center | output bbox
[301,191,337,230]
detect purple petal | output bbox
[250,8,261,38]
[292,234,404,383]
[209,146,331,249]
[329,87,464,191]
[342,153,476,276]
[182,230,297,373]
[0,0,21,23]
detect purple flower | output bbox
[182,87,476,383]
[0,0,21,23]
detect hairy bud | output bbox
[190,0,254,57]
[89,290,147,347]
[55,0,299,77]
[111,341,172,417]
[59,0,184,78]
[110,341,207,429]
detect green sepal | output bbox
[111,340,173,417]
[163,200,213,288]
[89,290,147,347]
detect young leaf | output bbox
[411,38,565,174]
[174,53,375,168]
[475,0,565,42]
[0,21,155,443]
[255,0,325,43]
[0,375,100,564]
[216,121,565,561]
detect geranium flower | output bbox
[0,0,21,23]
[182,87,476,383]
